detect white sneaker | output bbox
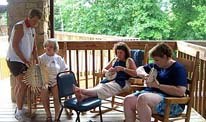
[15,112,24,122]
[15,111,31,122]
[22,108,29,114]
[15,107,28,114]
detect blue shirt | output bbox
[100,59,130,88]
[143,61,187,96]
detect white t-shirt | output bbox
[39,53,67,87]
[7,20,35,63]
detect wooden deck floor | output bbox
[0,78,205,122]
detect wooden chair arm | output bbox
[165,97,190,104]
[129,77,144,85]
[152,97,190,122]
[129,77,145,92]
[94,72,103,77]
[94,72,104,85]
[130,85,146,91]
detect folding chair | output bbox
[56,71,103,122]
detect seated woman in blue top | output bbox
[123,43,187,122]
[74,42,137,102]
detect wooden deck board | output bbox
[0,78,205,122]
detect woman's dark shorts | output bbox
[6,60,28,77]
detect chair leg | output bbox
[75,111,80,122]
[57,106,64,121]
[27,87,33,117]
[154,118,158,122]
[185,117,190,122]
[111,96,115,108]
[99,106,103,122]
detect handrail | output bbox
[55,31,139,41]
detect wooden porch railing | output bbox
[55,31,139,41]
[58,40,206,119]
[58,40,176,87]
[177,41,206,118]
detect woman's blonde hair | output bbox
[43,38,59,52]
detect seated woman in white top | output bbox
[39,38,67,121]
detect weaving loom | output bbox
[146,67,157,83]
[23,64,49,93]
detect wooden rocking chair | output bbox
[152,51,199,122]
[94,44,149,112]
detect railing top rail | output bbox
[58,40,206,61]
[58,40,177,50]
[55,31,139,40]
[177,41,206,60]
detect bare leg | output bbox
[81,87,98,96]
[74,86,98,102]
[124,94,138,122]
[73,86,83,101]
[40,88,51,118]
[14,78,17,99]
[15,74,27,110]
[51,85,60,120]
[136,93,162,122]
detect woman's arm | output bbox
[136,66,149,78]
[58,56,68,71]
[158,84,186,97]
[101,59,114,75]
[147,78,186,97]
[115,58,137,76]
[124,58,137,76]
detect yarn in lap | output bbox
[105,71,117,81]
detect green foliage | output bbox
[0,12,7,25]
[64,0,138,36]
[170,0,206,40]
[54,0,73,31]
[54,0,206,40]
[188,6,206,39]
[128,0,170,39]
[54,0,170,39]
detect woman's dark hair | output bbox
[150,42,173,58]
[28,8,42,19]
[113,42,131,59]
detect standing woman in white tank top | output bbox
[6,8,42,121]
